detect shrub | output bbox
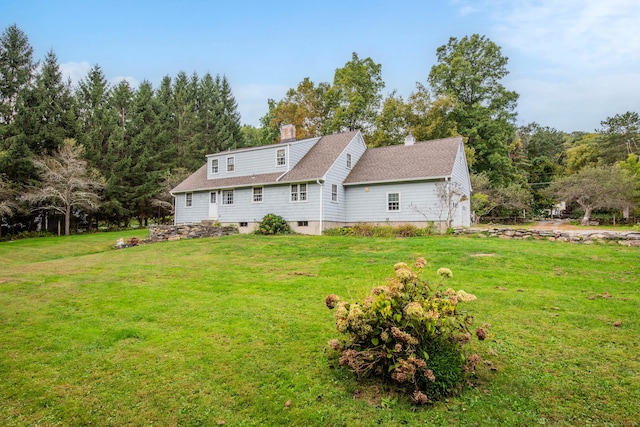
[254,213,292,235]
[326,258,488,404]
[394,224,419,237]
[323,227,354,236]
[324,223,438,237]
[351,223,375,236]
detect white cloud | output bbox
[59,61,91,86]
[512,73,640,132]
[451,0,640,130]
[109,76,140,88]
[493,0,640,68]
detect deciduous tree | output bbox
[24,139,103,235]
[549,166,637,225]
[327,52,384,136]
[597,111,639,164]
[428,34,519,185]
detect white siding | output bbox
[215,183,321,224]
[450,143,472,227]
[345,182,444,223]
[174,192,209,224]
[206,137,320,180]
[322,133,367,224]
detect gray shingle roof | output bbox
[343,136,463,185]
[171,164,284,193]
[278,130,359,182]
[171,133,461,193]
[171,131,359,193]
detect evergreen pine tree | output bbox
[15,50,78,155]
[76,64,114,169]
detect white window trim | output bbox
[185,192,193,208]
[346,153,352,169]
[211,158,219,174]
[331,184,338,203]
[222,189,234,206]
[386,192,400,212]
[276,148,286,167]
[290,183,308,203]
[226,156,235,173]
[252,186,263,203]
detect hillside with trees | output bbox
[1,25,638,236]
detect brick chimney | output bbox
[280,124,296,143]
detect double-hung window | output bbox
[331,184,338,202]
[253,187,263,203]
[276,148,286,166]
[346,153,352,169]
[291,183,307,202]
[226,156,235,172]
[211,158,218,174]
[222,190,234,205]
[387,192,400,211]
[185,192,193,207]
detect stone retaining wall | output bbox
[454,227,640,246]
[149,224,238,242]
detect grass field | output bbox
[0,231,638,426]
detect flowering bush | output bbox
[254,213,292,235]
[326,257,488,404]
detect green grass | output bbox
[1,232,638,426]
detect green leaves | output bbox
[327,258,486,403]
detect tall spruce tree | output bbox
[172,71,197,168]
[16,50,77,155]
[213,74,242,151]
[0,24,37,127]
[187,72,216,167]
[126,80,168,224]
[76,64,114,169]
[102,79,134,225]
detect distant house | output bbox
[171,125,471,234]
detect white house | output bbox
[171,126,471,234]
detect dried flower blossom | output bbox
[467,353,481,370]
[456,290,477,302]
[395,267,417,283]
[327,339,341,350]
[394,262,408,271]
[437,267,453,279]
[325,294,339,309]
[414,257,427,269]
[424,369,436,383]
[412,390,430,404]
[476,327,487,341]
[404,301,425,320]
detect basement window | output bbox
[297,221,308,227]
[239,222,248,227]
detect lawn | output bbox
[0,232,638,426]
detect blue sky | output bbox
[2,0,639,132]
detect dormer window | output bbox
[211,158,218,174]
[276,148,286,166]
[227,156,235,172]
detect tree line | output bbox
[255,35,639,225]
[0,24,247,235]
[1,25,639,237]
